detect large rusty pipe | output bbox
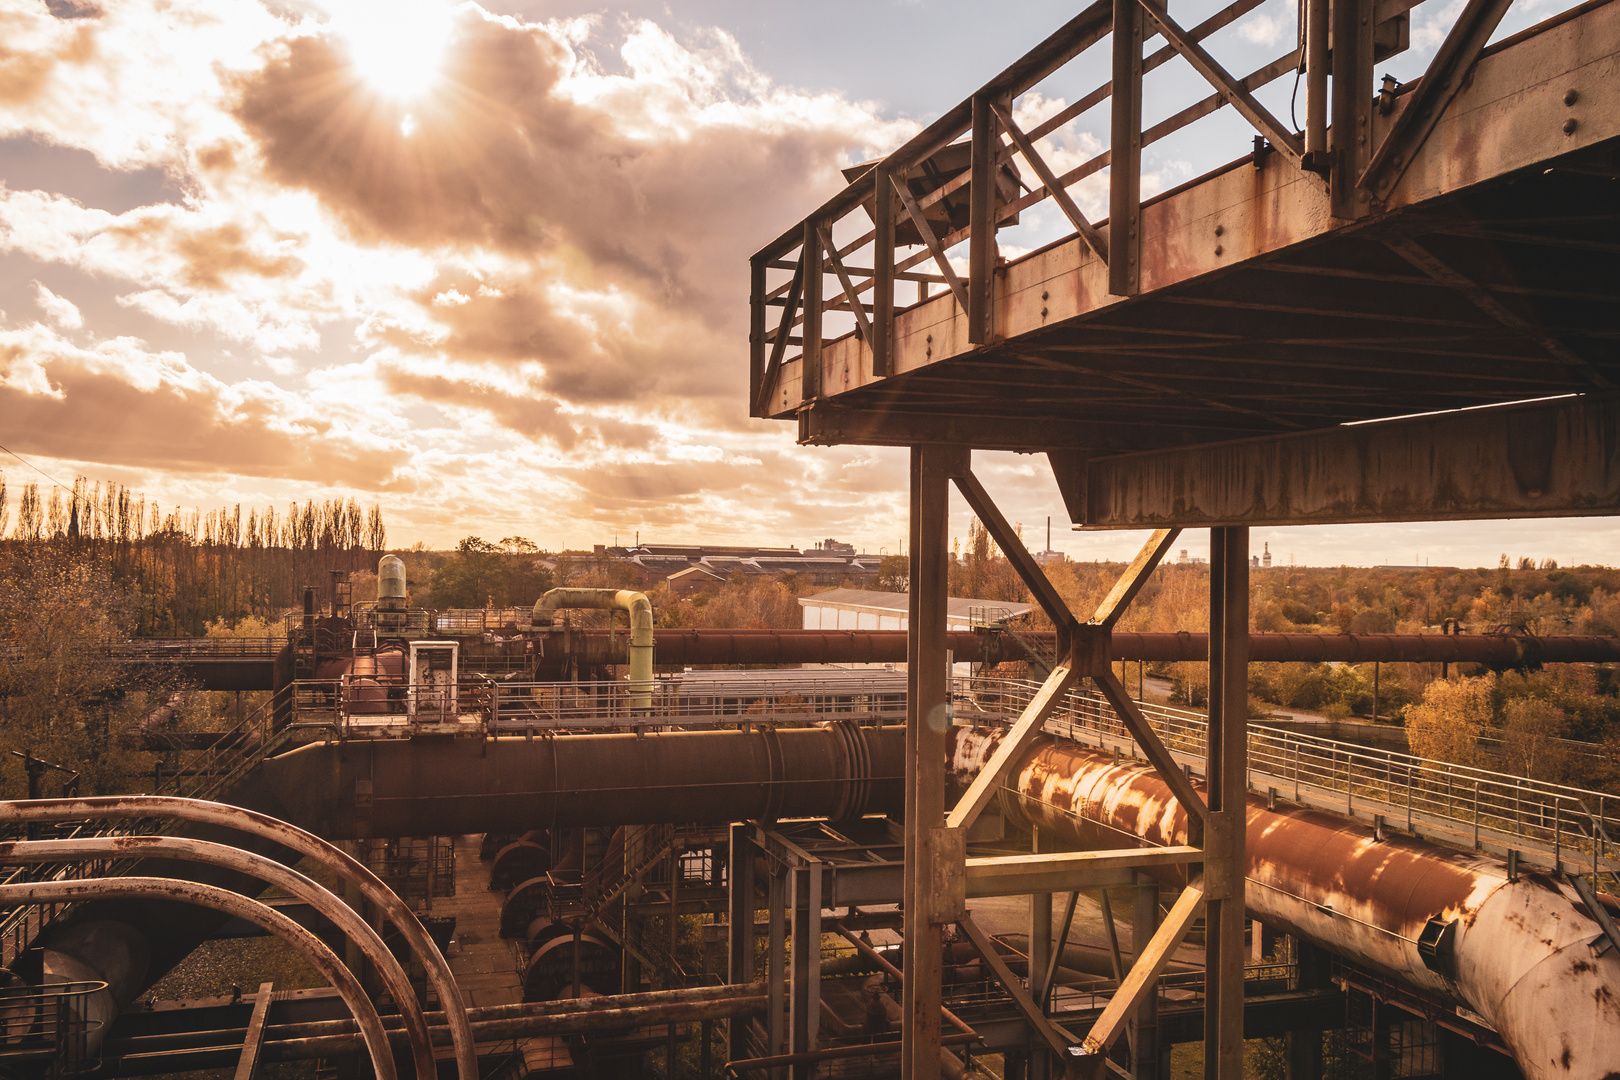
[0,877,398,1080]
[234,724,905,839]
[0,835,435,1080]
[949,726,1620,1080]
[565,629,1620,667]
[0,796,476,1080]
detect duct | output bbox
[0,835,436,1080]
[0,796,477,1080]
[234,724,904,839]
[0,877,398,1080]
[948,725,1620,1080]
[534,588,654,710]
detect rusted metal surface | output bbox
[0,876,398,1080]
[949,724,1620,1080]
[238,725,904,839]
[0,796,477,1080]
[1073,394,1620,527]
[750,0,1620,460]
[0,834,435,1080]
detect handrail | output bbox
[956,675,1620,880]
[747,0,1596,413]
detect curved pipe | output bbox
[0,836,435,1080]
[949,726,1620,1080]
[0,877,397,1080]
[0,796,476,1080]
[533,588,654,710]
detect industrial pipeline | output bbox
[948,725,1620,1080]
[18,717,1620,1078]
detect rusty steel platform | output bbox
[751,0,1620,529]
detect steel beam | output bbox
[1330,0,1375,218]
[801,221,823,401]
[872,166,895,377]
[1204,528,1249,1080]
[1076,884,1206,1072]
[234,983,275,1080]
[903,444,954,1080]
[1109,0,1144,296]
[964,847,1201,896]
[1068,394,1620,527]
[960,914,1078,1063]
[1360,0,1515,200]
[728,823,756,1062]
[946,660,1079,832]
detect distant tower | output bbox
[1262,542,1272,569]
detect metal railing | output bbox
[748,0,1585,417]
[955,676,1620,879]
[0,978,106,1077]
[488,674,906,731]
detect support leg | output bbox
[728,824,756,1062]
[902,443,953,1080]
[1203,527,1249,1080]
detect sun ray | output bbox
[329,0,454,100]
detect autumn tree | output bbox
[1404,676,1493,768]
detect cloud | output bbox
[32,280,81,328]
[0,319,410,487]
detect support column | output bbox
[902,444,952,1080]
[728,824,756,1062]
[1203,527,1249,1080]
[1330,0,1375,218]
[767,858,788,1075]
[1028,828,1054,1080]
[1132,874,1162,1080]
[789,864,823,1079]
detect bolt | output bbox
[1564,89,1579,106]
[1214,224,1225,237]
[1214,245,1224,257]
[1564,118,1578,135]
[1040,307,1049,318]
[1041,291,1049,300]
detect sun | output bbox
[330,0,455,100]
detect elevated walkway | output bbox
[751,0,1620,526]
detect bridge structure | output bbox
[748,0,1620,1075]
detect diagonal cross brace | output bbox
[1073,883,1206,1074]
[1359,0,1514,199]
[1092,529,1180,629]
[1136,0,1303,162]
[892,173,975,317]
[817,224,875,346]
[947,659,1078,831]
[1094,670,1209,828]
[960,912,1080,1064]
[953,468,1079,644]
[989,98,1110,265]
[755,252,804,415]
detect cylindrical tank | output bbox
[377,556,406,601]
[377,555,407,633]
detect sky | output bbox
[0,0,1613,568]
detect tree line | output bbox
[0,473,388,636]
